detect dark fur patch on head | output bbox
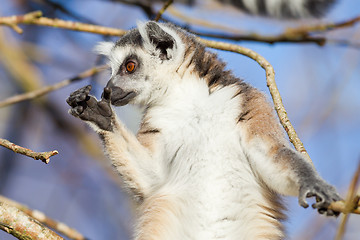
[116,28,143,48]
[145,22,176,60]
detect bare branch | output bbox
[0,201,64,240]
[193,30,327,46]
[0,11,42,34]
[155,0,174,21]
[170,8,360,46]
[1,11,359,47]
[284,15,360,36]
[0,138,58,164]
[0,65,107,108]
[335,160,360,239]
[0,11,125,36]
[0,196,86,240]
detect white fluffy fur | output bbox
[93,41,114,56]
[137,78,284,239]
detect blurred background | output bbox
[0,0,359,239]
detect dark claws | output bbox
[299,179,342,217]
[102,87,112,102]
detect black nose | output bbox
[103,80,136,106]
[105,79,115,89]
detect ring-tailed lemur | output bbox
[67,20,341,239]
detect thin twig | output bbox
[1,11,359,46]
[0,196,86,240]
[0,11,42,34]
[284,15,360,36]
[168,8,360,46]
[0,11,126,36]
[0,138,58,164]
[155,0,173,21]
[0,201,64,240]
[0,65,107,108]
[328,198,360,215]
[195,30,360,48]
[335,160,360,240]
[193,30,327,46]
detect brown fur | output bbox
[101,120,158,202]
[237,86,287,146]
[135,194,180,240]
[256,182,287,239]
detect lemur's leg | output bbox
[67,85,159,202]
[236,86,341,216]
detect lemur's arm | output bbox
[66,85,159,202]
[237,87,341,216]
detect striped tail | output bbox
[217,0,336,18]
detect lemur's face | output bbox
[95,22,185,106]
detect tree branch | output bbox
[0,196,86,240]
[0,138,58,164]
[193,30,327,46]
[0,65,107,108]
[0,11,125,36]
[155,0,174,21]
[0,201,64,240]
[177,11,360,46]
[1,11,359,46]
[335,160,360,239]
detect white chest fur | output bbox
[142,79,277,239]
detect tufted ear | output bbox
[93,41,115,56]
[138,21,177,61]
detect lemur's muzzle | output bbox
[104,80,137,106]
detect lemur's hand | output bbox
[298,178,342,217]
[66,85,114,131]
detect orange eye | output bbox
[126,61,136,73]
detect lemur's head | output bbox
[95,21,191,106]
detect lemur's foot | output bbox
[66,85,114,131]
[299,179,342,216]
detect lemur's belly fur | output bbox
[135,84,285,240]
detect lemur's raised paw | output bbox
[299,179,342,217]
[66,85,114,131]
